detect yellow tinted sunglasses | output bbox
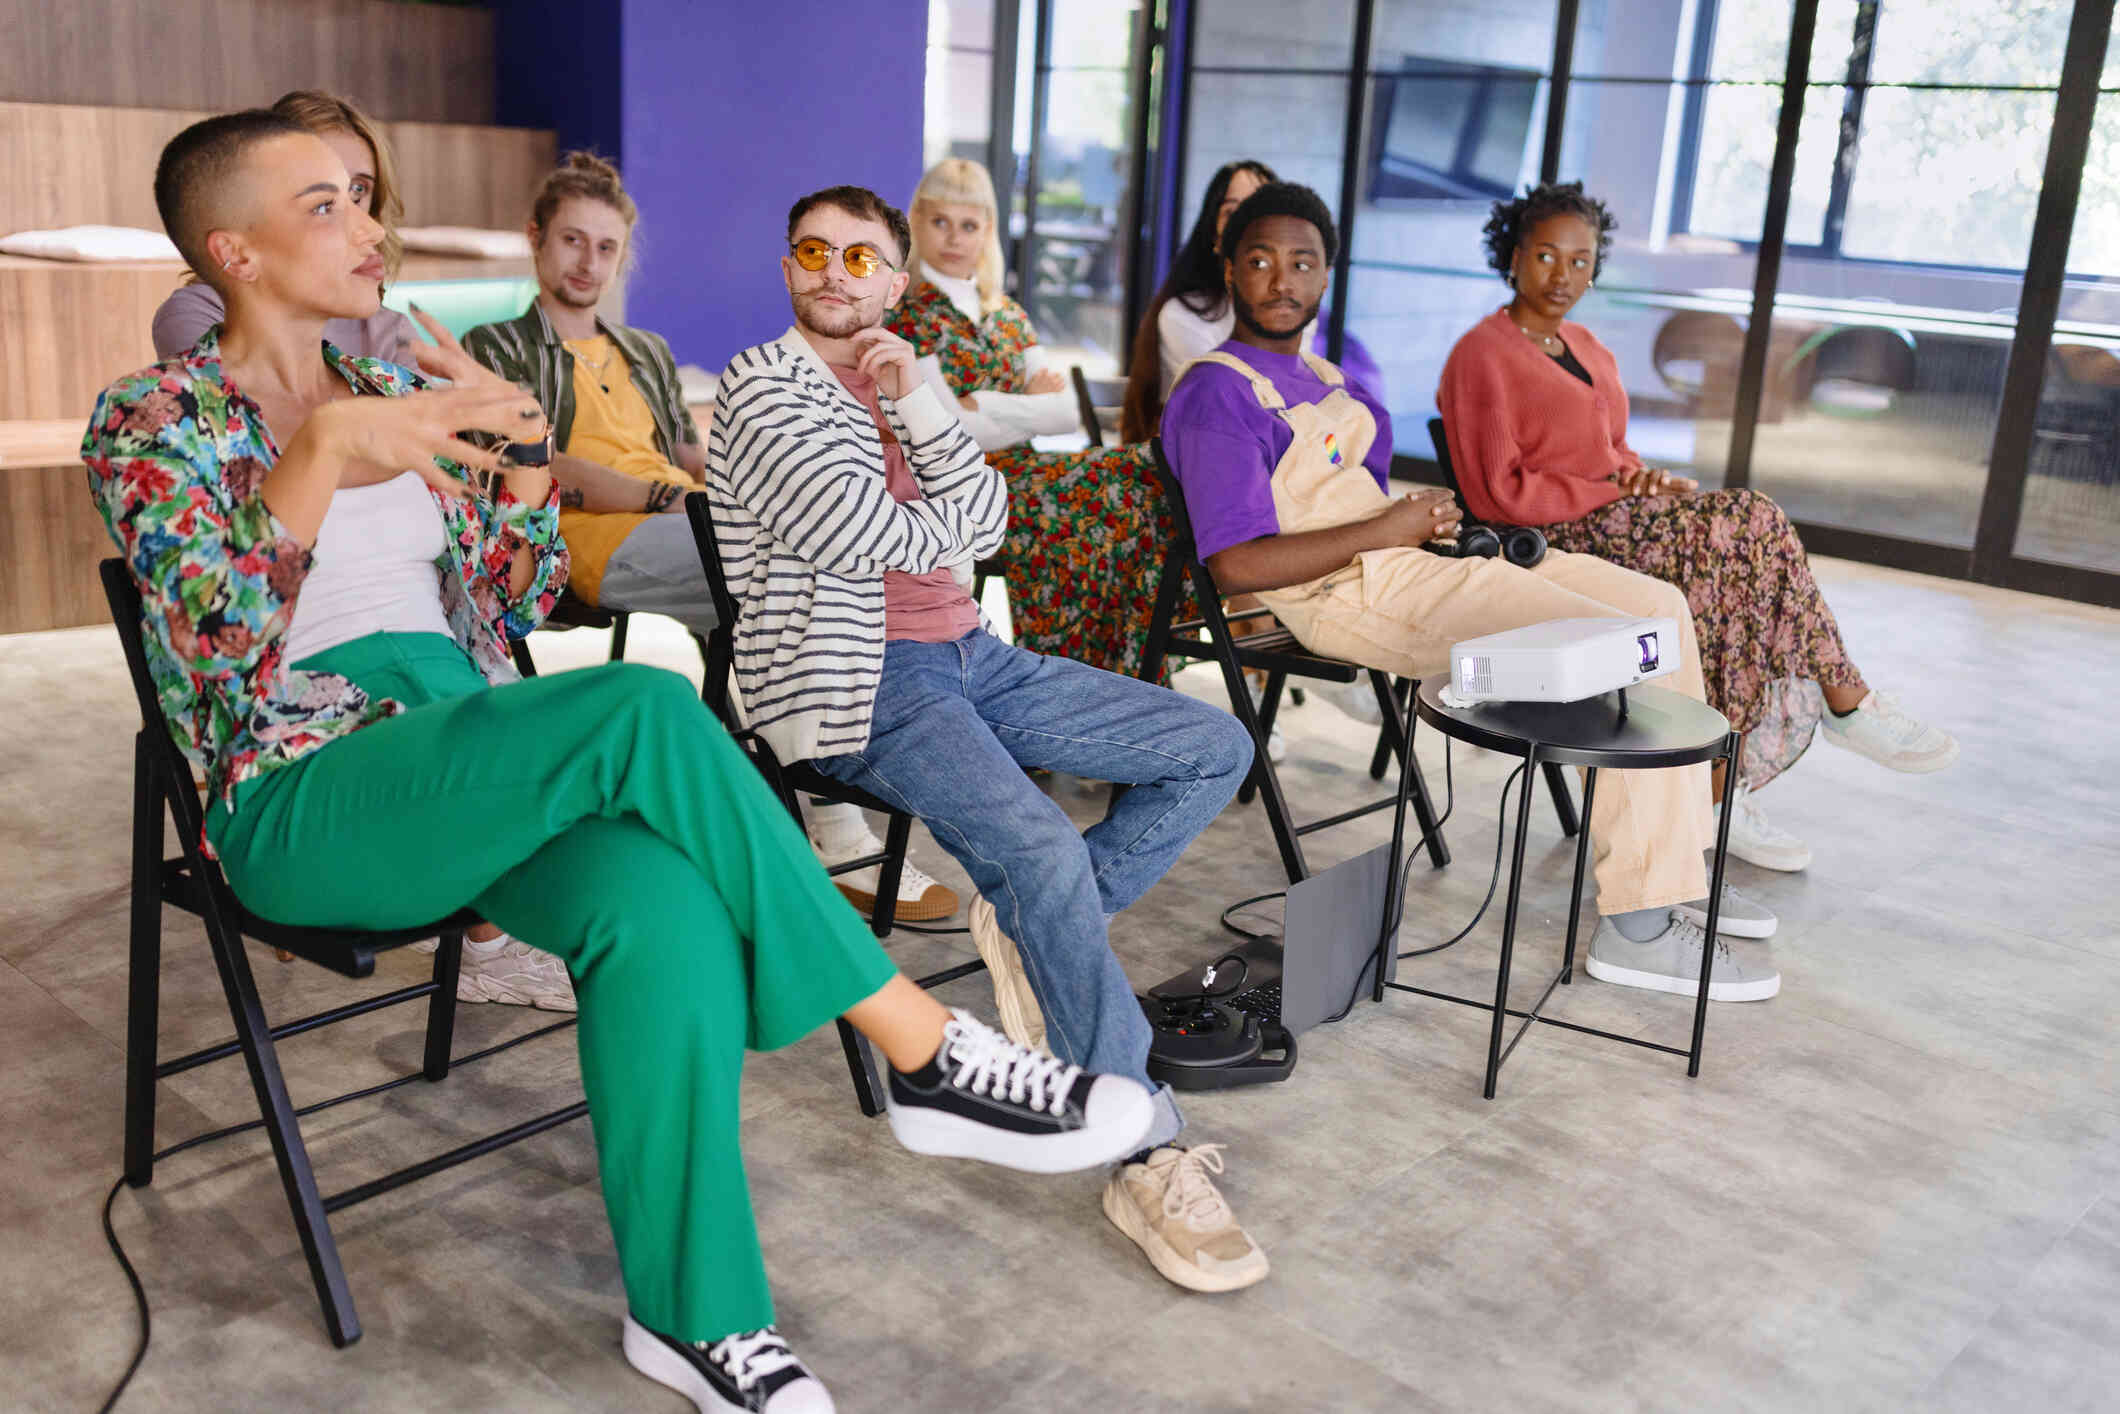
[789,237,894,279]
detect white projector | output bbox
[1449,617,1680,705]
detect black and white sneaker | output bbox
[885,1009,1153,1174]
[622,1314,833,1413]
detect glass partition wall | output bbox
[1167,0,2119,607]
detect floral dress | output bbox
[886,280,1187,679]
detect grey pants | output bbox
[596,513,721,638]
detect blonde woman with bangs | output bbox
[887,157,1191,680]
[152,90,421,367]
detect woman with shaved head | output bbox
[83,109,1154,1409]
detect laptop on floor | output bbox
[1147,842,1402,1035]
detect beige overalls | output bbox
[1193,350,1713,914]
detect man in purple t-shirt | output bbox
[1161,183,1783,1008]
[711,184,1270,1297]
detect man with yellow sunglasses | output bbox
[708,184,1272,1297]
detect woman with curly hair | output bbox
[886,157,1185,678]
[1437,181,1958,870]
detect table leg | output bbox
[1690,732,1743,1076]
[1561,766,1598,984]
[1484,752,1541,1099]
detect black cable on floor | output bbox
[97,1013,577,1413]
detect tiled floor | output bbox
[4,557,2117,1413]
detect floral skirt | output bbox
[1541,487,1863,788]
[987,441,1194,680]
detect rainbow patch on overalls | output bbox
[1323,431,1344,466]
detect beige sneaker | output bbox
[967,896,1046,1052]
[1101,1144,1269,1292]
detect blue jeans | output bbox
[812,630,1253,1150]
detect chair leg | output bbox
[509,638,538,678]
[1210,649,1307,884]
[195,893,362,1347]
[835,1017,886,1118]
[124,738,164,1189]
[1238,672,1288,806]
[1371,674,1450,869]
[608,613,631,661]
[422,930,464,1082]
[1543,761,1581,837]
[870,811,911,939]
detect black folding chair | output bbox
[682,495,989,1116]
[100,559,587,1349]
[1136,440,1451,885]
[1071,365,1127,448]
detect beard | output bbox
[549,280,601,310]
[792,288,877,339]
[1232,288,1320,342]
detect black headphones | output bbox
[1437,522,1547,569]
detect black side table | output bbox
[1404,680,1743,1098]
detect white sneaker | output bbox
[1320,679,1384,725]
[1820,690,1959,773]
[810,823,959,922]
[1266,723,1287,763]
[966,897,1047,1052]
[457,936,576,1012]
[1713,781,1812,872]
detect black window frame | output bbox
[1673,0,2119,283]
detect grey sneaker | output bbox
[1586,915,1779,1002]
[1672,885,1779,939]
[1820,690,1959,773]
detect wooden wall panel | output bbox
[0,0,496,125]
[0,101,555,235]
[0,258,171,422]
[0,462,115,635]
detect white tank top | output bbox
[283,471,453,667]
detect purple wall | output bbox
[495,1,926,370]
[617,3,927,369]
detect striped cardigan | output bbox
[708,327,1005,761]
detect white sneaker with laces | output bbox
[457,936,576,1012]
[810,822,959,922]
[1713,780,1812,873]
[1820,690,1959,773]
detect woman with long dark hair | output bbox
[1120,159,1278,444]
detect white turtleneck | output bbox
[913,261,1079,451]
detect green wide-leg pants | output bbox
[206,631,897,1342]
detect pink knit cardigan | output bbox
[1436,307,1644,527]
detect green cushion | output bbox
[382,278,536,340]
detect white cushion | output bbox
[397,226,532,259]
[0,225,181,262]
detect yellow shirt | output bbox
[558,336,696,602]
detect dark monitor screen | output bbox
[1367,58,1541,204]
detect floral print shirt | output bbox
[886,280,1041,398]
[83,327,568,813]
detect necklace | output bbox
[568,343,616,393]
[1515,322,1565,357]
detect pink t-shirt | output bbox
[828,364,981,643]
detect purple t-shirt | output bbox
[1160,341,1395,562]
